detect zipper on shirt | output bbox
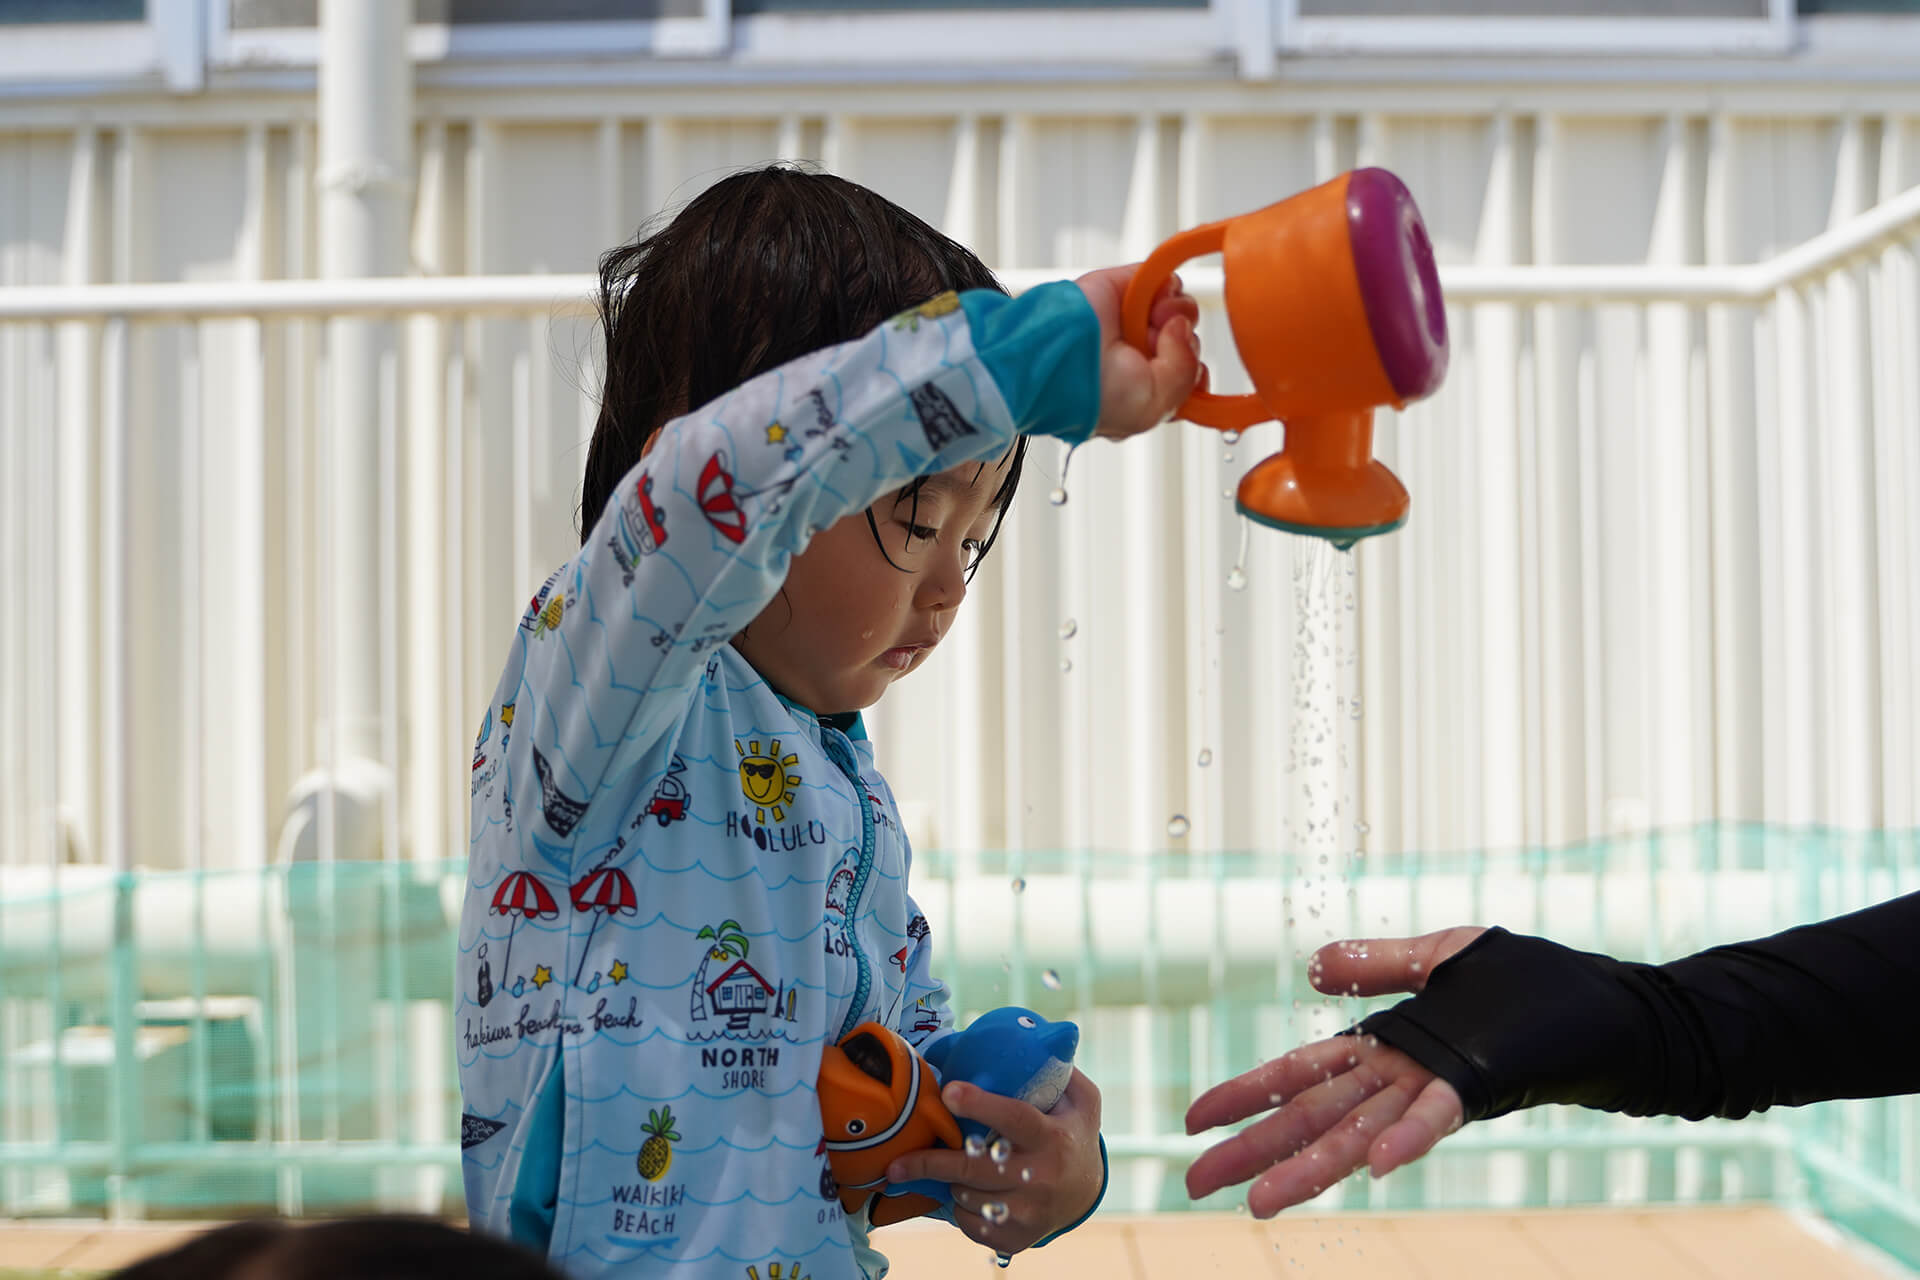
[821,727,877,1041]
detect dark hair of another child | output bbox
[109,1216,564,1280]
[579,164,1028,579]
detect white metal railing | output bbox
[1,186,1918,889]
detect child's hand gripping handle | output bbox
[1120,221,1269,433]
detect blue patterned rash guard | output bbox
[457,283,1103,1279]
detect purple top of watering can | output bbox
[1346,168,1449,404]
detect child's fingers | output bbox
[947,1193,1032,1251]
[884,1145,991,1189]
[1151,314,1203,416]
[1148,288,1201,336]
[941,1082,1055,1150]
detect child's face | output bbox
[733,455,1012,714]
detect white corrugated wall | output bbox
[2,83,1917,871]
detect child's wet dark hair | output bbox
[579,164,1028,576]
[109,1215,565,1280]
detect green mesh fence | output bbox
[0,824,1914,1267]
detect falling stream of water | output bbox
[1285,539,1365,1049]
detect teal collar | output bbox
[772,690,866,742]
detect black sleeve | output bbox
[1353,892,1920,1123]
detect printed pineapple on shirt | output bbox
[638,1106,681,1180]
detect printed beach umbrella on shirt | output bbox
[490,870,560,981]
[570,866,639,985]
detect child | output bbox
[457,165,1203,1278]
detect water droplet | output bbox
[1222,487,1234,499]
[981,1200,1010,1225]
[965,1133,989,1158]
[1059,657,1072,673]
[1350,696,1364,720]
[1196,748,1213,768]
[1226,567,1247,591]
[1040,968,1062,990]
[1354,819,1370,835]
[1223,451,1235,463]
[1021,1167,1033,1183]
[989,1136,1013,1164]
[1048,487,1067,506]
[1166,814,1190,838]
[1058,618,1077,641]
[995,1253,1013,1269]
[1009,876,1026,895]
[1223,430,1242,445]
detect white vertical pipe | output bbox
[1703,110,1762,823]
[1285,113,1345,861]
[1,279,24,871]
[1353,112,1398,856]
[937,113,989,853]
[998,114,1029,271]
[1474,108,1524,848]
[997,114,1029,846]
[1575,341,1608,835]
[101,318,132,875]
[1122,112,1175,852]
[57,127,101,865]
[182,325,204,873]
[317,0,412,768]
[646,115,678,217]
[1174,112,1228,853]
[1819,115,1881,828]
[1873,122,1917,829]
[207,123,271,871]
[407,120,451,865]
[1530,110,1585,844]
[776,112,805,164]
[597,116,624,249]
[1643,112,1700,829]
[1770,283,1818,825]
[821,114,853,181]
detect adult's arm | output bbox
[1360,891,1920,1123]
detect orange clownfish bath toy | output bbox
[818,1021,964,1227]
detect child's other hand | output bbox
[1074,265,1205,441]
[885,1069,1104,1255]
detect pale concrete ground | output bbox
[0,1208,1905,1277]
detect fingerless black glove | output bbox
[1353,892,1920,1123]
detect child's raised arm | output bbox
[491,276,1199,856]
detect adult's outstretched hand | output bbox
[1182,926,1484,1217]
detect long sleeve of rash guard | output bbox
[1356,893,1920,1123]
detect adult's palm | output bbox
[1183,927,1484,1217]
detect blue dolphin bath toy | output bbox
[893,1005,1080,1207]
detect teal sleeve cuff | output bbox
[959,282,1102,445]
[1031,1134,1109,1249]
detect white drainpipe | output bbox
[278,0,413,863]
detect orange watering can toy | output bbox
[1121,167,1449,548]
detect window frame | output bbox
[0,0,204,91]
[1274,0,1798,55]
[207,0,733,64]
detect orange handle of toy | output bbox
[1120,221,1270,432]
